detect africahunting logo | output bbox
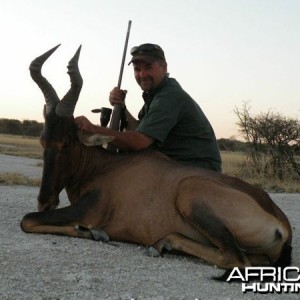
[226,267,300,293]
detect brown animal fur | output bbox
[21,46,292,272]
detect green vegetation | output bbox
[0,118,43,137]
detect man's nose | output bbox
[139,70,149,78]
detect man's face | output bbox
[133,60,167,92]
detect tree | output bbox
[0,119,22,135]
[22,120,43,136]
[0,118,43,136]
[234,102,300,180]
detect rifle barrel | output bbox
[117,20,132,88]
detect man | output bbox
[75,43,222,172]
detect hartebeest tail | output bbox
[21,45,293,278]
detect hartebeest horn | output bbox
[56,45,83,117]
[29,44,61,115]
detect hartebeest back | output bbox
[21,46,292,276]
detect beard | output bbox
[139,78,154,91]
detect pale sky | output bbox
[1,0,299,139]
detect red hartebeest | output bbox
[21,46,292,275]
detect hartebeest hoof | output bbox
[90,229,110,242]
[145,246,162,257]
[74,225,109,242]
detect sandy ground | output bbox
[0,154,42,179]
[0,154,299,299]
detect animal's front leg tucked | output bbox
[20,211,111,242]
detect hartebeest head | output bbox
[30,45,83,211]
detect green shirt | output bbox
[136,76,222,172]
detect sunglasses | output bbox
[130,44,164,56]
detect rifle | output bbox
[109,20,132,131]
[92,20,132,152]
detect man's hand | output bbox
[109,87,127,106]
[74,116,97,133]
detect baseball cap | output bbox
[128,43,166,65]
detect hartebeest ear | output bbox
[77,131,115,147]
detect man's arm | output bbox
[74,116,154,151]
[124,109,139,130]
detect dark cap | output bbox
[128,43,166,65]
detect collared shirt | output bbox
[136,75,222,172]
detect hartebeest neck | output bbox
[65,142,119,203]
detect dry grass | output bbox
[221,151,300,193]
[0,172,40,186]
[0,134,42,186]
[0,134,42,158]
[221,151,246,176]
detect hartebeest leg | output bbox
[20,211,109,242]
[21,190,110,242]
[173,176,252,269]
[148,233,250,269]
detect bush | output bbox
[234,102,300,180]
[218,138,248,152]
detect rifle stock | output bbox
[109,104,123,131]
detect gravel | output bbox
[0,154,42,179]
[0,154,299,299]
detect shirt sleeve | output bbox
[136,93,182,143]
